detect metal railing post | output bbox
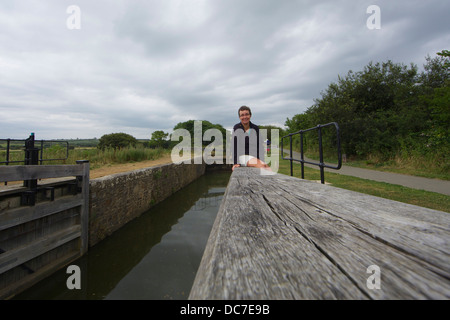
[300,131,305,179]
[281,122,342,184]
[317,125,325,184]
[289,135,293,176]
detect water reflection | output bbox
[14,171,231,300]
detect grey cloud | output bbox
[0,0,448,139]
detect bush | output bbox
[98,133,138,151]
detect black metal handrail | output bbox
[1,133,69,186]
[281,122,342,184]
[0,136,69,165]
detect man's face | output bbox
[239,110,251,125]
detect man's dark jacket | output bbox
[232,121,264,165]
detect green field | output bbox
[0,141,168,170]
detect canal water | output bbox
[14,171,231,300]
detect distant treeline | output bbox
[94,121,284,152]
[284,51,449,168]
[66,139,99,148]
[95,120,230,151]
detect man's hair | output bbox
[238,105,252,116]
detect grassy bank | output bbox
[67,147,169,169]
[277,155,450,213]
[0,146,170,170]
[295,148,449,181]
[345,153,450,181]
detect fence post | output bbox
[23,133,39,189]
[76,160,90,255]
[4,139,10,185]
[317,125,325,184]
[289,135,293,176]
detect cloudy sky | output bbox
[0,0,448,140]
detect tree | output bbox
[172,120,227,146]
[285,59,425,157]
[419,50,450,150]
[420,51,449,90]
[149,130,169,149]
[259,125,285,142]
[97,133,138,150]
[284,113,312,134]
[284,52,450,161]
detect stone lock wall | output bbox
[88,161,206,247]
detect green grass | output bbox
[277,155,450,213]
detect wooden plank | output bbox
[259,181,449,299]
[0,178,77,196]
[0,195,83,231]
[267,176,450,276]
[0,161,90,299]
[189,168,450,300]
[0,225,81,274]
[190,184,366,299]
[0,165,83,182]
[0,250,81,300]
